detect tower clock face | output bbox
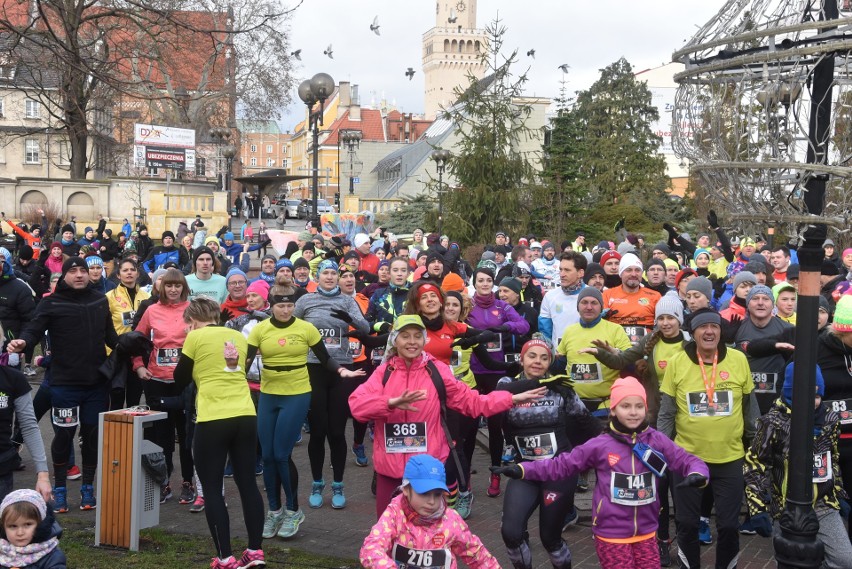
[456,1,466,12]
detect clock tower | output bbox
[422,1,487,120]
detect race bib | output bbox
[391,544,451,569]
[504,353,521,364]
[687,390,733,416]
[570,362,602,383]
[449,350,462,372]
[610,471,656,506]
[622,326,647,345]
[485,335,502,353]
[813,451,832,483]
[828,399,852,425]
[121,311,135,327]
[384,422,427,454]
[348,339,362,355]
[372,347,386,365]
[52,406,79,427]
[318,328,341,348]
[156,348,181,367]
[514,432,557,461]
[751,372,778,394]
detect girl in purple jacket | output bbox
[467,266,530,498]
[492,377,709,569]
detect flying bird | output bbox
[405,68,415,80]
[448,8,457,23]
[558,64,570,73]
[526,49,535,59]
[370,16,380,35]
[290,49,301,61]
[324,44,333,59]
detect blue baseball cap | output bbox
[403,455,448,494]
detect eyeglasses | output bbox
[228,280,247,287]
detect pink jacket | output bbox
[349,352,513,479]
[132,301,189,381]
[360,493,499,569]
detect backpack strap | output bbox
[426,360,466,489]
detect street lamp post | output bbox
[222,144,237,217]
[430,149,451,235]
[297,72,335,223]
[341,129,363,198]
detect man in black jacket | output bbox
[7,256,118,513]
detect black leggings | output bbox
[445,409,472,492]
[307,363,351,483]
[143,381,193,483]
[474,373,504,467]
[500,474,576,568]
[839,438,852,539]
[52,423,97,487]
[194,415,264,559]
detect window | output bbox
[0,98,4,117]
[146,166,159,177]
[24,139,39,163]
[195,157,206,176]
[266,144,272,153]
[250,144,257,152]
[250,157,257,166]
[266,157,274,167]
[281,159,288,168]
[25,99,39,119]
[281,145,287,155]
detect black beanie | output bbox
[426,251,445,266]
[61,224,74,234]
[472,266,495,282]
[18,245,34,261]
[61,256,87,277]
[583,262,606,284]
[193,246,215,264]
[293,257,310,270]
[645,258,666,272]
[162,230,175,241]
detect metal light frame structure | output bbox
[298,72,335,222]
[340,129,363,196]
[430,149,451,235]
[210,127,237,214]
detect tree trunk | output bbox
[65,74,89,180]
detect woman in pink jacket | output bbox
[132,268,194,506]
[360,454,499,569]
[349,314,545,517]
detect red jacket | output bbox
[132,301,189,381]
[349,352,513,479]
[357,250,380,275]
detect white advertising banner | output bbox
[134,124,196,149]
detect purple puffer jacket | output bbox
[467,295,529,375]
[521,426,709,539]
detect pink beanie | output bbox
[843,248,852,259]
[246,280,270,299]
[610,376,647,409]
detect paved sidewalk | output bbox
[16,411,780,568]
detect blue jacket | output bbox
[142,246,187,273]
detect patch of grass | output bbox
[60,517,358,568]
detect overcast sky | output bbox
[277,0,723,131]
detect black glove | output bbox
[343,330,367,340]
[452,337,477,350]
[663,222,678,238]
[506,361,522,377]
[219,308,234,324]
[602,308,619,321]
[488,324,509,333]
[489,465,523,479]
[676,473,708,488]
[750,512,773,538]
[330,308,354,324]
[614,217,625,232]
[707,209,719,230]
[711,277,726,299]
[375,321,391,334]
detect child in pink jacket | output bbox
[360,454,499,569]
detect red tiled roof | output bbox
[323,109,386,146]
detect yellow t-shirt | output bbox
[558,320,632,399]
[182,326,255,423]
[660,348,753,464]
[247,318,321,395]
[653,338,686,385]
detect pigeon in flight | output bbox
[290,49,301,61]
[324,44,333,59]
[527,49,535,59]
[558,64,570,73]
[448,8,457,23]
[405,68,415,80]
[370,16,380,35]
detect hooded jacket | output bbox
[467,295,529,375]
[349,352,513,479]
[0,261,36,339]
[521,424,708,539]
[19,274,117,388]
[366,284,409,331]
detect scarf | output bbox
[562,281,584,295]
[60,238,74,246]
[473,292,494,309]
[422,314,444,331]
[580,315,602,328]
[317,285,340,297]
[259,271,275,284]
[609,416,649,437]
[0,536,59,567]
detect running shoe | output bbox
[352,444,368,467]
[178,481,195,504]
[331,482,346,509]
[368,421,375,441]
[487,473,501,498]
[210,556,239,569]
[308,480,325,509]
[277,509,305,539]
[576,475,589,492]
[699,517,713,544]
[501,445,515,464]
[255,457,263,476]
[302,421,310,434]
[262,509,285,538]
[237,549,265,568]
[23,365,36,377]
[160,483,172,504]
[561,506,578,531]
[53,487,68,513]
[66,465,82,480]
[295,432,302,445]
[455,491,474,520]
[80,484,96,510]
[189,496,205,513]
[658,538,672,567]
[224,462,234,478]
[738,518,757,535]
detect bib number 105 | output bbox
[392,423,418,436]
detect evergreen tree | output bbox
[441,17,538,245]
[376,194,437,234]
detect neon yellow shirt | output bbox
[247,317,321,395]
[558,320,632,399]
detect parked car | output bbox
[297,199,335,219]
[282,199,301,219]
